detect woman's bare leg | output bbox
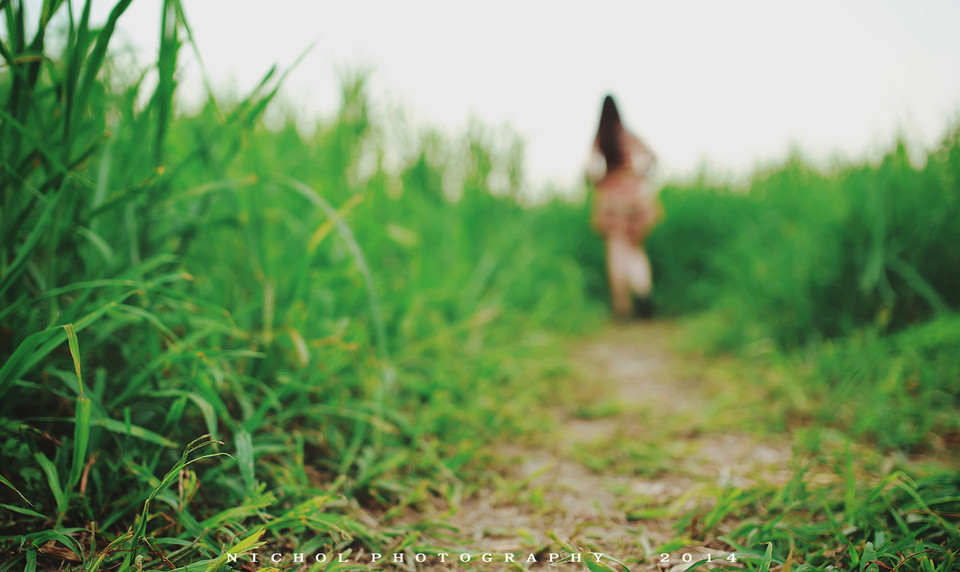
[606,236,634,319]
[627,246,652,297]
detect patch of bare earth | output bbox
[417,321,793,571]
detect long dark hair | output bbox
[596,95,626,170]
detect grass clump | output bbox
[629,102,960,571]
[669,455,960,572]
[0,1,601,568]
[645,131,960,452]
[649,138,960,348]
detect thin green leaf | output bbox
[91,417,178,448]
[62,324,83,394]
[759,542,774,572]
[69,397,92,489]
[33,452,67,517]
[24,547,36,572]
[0,474,36,508]
[0,327,61,401]
[87,528,133,572]
[0,287,147,401]
[0,182,65,300]
[0,502,47,519]
[235,430,256,491]
[75,0,134,120]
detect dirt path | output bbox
[422,321,794,571]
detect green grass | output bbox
[1,2,601,568]
[649,140,960,347]
[634,123,960,571]
[2,1,959,571]
[666,451,960,572]
[633,129,960,570]
[645,131,960,453]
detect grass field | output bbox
[1,2,958,571]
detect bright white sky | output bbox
[81,1,960,189]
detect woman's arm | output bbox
[626,132,656,177]
[585,136,606,183]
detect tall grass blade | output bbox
[70,394,92,490]
[277,176,390,363]
[75,0,133,123]
[0,502,46,519]
[0,475,36,508]
[0,184,65,300]
[32,452,67,519]
[887,254,950,315]
[235,430,256,491]
[90,417,178,448]
[0,327,62,397]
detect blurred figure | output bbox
[586,95,659,320]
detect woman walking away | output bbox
[586,95,660,320]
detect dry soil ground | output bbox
[414,321,795,571]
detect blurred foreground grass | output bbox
[0,1,603,567]
[1,1,958,571]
